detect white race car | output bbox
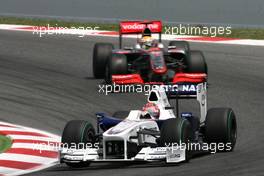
[59,75,237,167]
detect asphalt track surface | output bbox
[0,30,264,176]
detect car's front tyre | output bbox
[186,50,208,74]
[160,118,193,162]
[61,120,95,168]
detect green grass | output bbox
[1,16,264,39]
[223,28,264,39]
[0,135,12,153]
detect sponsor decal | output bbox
[120,21,162,34]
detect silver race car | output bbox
[59,74,237,167]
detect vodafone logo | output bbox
[122,23,159,30]
[122,23,144,30]
[120,21,162,33]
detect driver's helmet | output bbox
[140,36,153,49]
[141,102,160,119]
[140,28,153,49]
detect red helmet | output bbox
[142,102,160,119]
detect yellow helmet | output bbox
[142,36,152,43]
[140,36,153,49]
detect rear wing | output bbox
[168,82,207,122]
[119,20,162,48]
[166,83,205,99]
[148,82,207,122]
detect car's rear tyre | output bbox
[169,41,190,54]
[105,54,128,84]
[62,120,95,167]
[205,108,237,152]
[93,43,114,78]
[186,50,207,74]
[112,111,130,119]
[160,118,192,162]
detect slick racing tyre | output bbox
[160,118,192,162]
[186,50,208,74]
[105,53,128,84]
[61,120,95,167]
[205,108,237,152]
[169,41,191,67]
[169,41,190,54]
[93,43,114,78]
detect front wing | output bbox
[111,73,207,84]
[60,147,186,163]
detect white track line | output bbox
[0,24,264,46]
